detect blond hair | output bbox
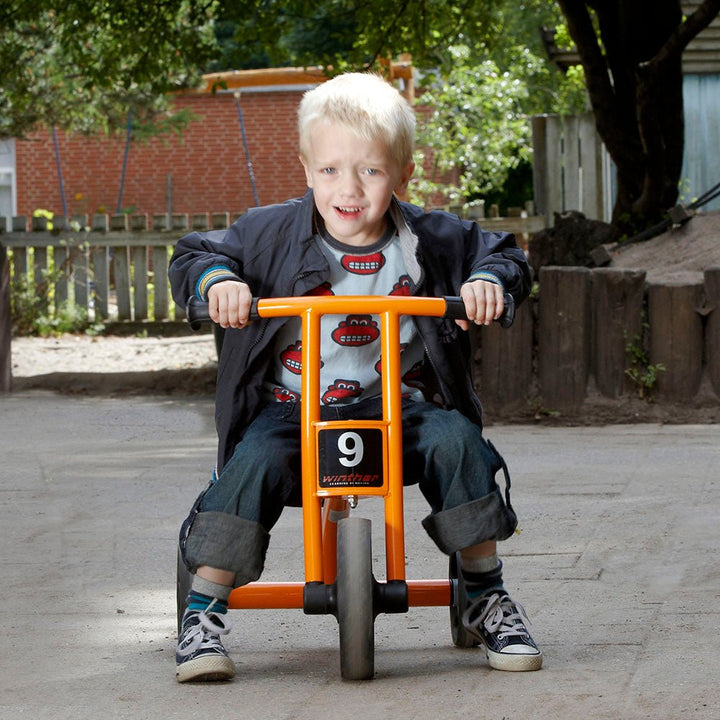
[298,72,415,169]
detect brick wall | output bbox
[15,90,310,219]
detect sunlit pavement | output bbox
[1,393,718,720]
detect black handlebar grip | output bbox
[186,297,209,330]
[444,294,515,328]
[186,297,260,331]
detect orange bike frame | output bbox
[229,296,452,610]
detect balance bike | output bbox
[179,294,513,680]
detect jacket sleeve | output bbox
[169,227,246,308]
[404,203,532,305]
[463,223,532,303]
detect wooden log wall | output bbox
[472,266,720,412]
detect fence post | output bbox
[113,245,132,320]
[1,243,11,392]
[475,299,534,414]
[705,267,720,398]
[538,266,591,408]
[131,246,149,320]
[591,268,646,397]
[648,281,704,400]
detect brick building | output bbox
[1,64,415,226]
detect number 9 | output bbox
[338,431,364,468]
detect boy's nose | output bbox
[339,173,362,198]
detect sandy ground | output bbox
[11,332,218,377]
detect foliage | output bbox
[411,48,532,205]
[410,43,586,207]
[624,327,666,401]
[10,253,103,337]
[0,0,219,139]
[212,0,503,71]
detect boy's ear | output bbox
[395,162,415,197]
[299,155,313,188]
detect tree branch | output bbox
[652,0,720,67]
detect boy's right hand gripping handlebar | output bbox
[186,294,515,329]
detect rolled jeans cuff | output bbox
[183,511,270,587]
[421,491,518,555]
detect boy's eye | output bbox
[365,168,379,176]
[321,167,336,175]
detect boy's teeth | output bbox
[338,206,360,213]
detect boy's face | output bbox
[300,120,414,247]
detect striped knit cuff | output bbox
[464,270,504,288]
[196,265,243,300]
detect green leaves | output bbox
[411,41,586,206]
[0,0,219,138]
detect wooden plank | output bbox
[153,246,170,321]
[1,244,11,392]
[72,246,89,310]
[90,247,110,320]
[591,268,646,398]
[11,246,28,290]
[545,116,564,222]
[475,299,534,413]
[1,230,177,248]
[648,282,704,400]
[538,266,591,408]
[531,115,549,221]
[579,112,604,219]
[132,245,149,320]
[476,216,546,235]
[53,246,70,307]
[705,267,720,397]
[33,247,48,304]
[113,246,132,320]
[563,116,581,212]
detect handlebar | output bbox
[187,294,515,330]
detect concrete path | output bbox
[1,392,718,719]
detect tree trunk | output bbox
[558,0,720,235]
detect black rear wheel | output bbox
[449,551,479,648]
[176,545,192,636]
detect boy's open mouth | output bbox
[335,206,362,217]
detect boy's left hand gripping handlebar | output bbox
[186,295,515,330]
[186,296,260,330]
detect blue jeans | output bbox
[180,398,517,586]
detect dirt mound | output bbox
[609,209,720,283]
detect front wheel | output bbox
[336,517,375,680]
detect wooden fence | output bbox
[0,212,237,330]
[2,220,719,407]
[531,112,611,224]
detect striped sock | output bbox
[460,557,504,599]
[186,590,228,615]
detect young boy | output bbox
[169,72,540,682]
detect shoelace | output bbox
[177,603,232,658]
[463,591,532,640]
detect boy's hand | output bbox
[457,279,505,330]
[207,280,253,329]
